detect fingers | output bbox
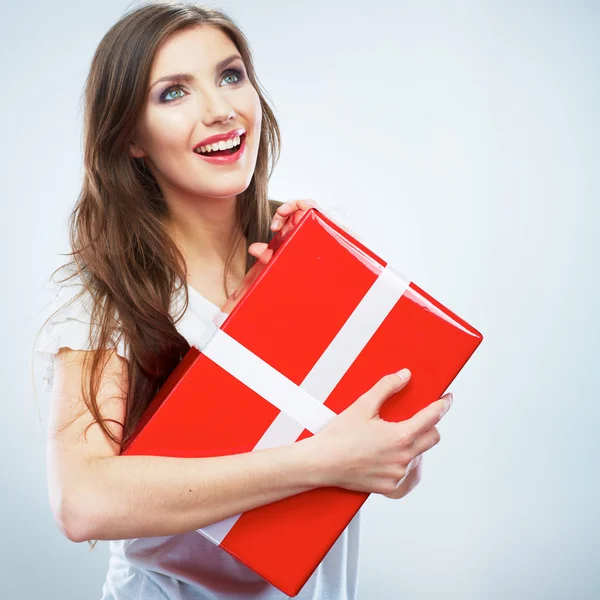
[252,198,320,260]
[357,370,412,417]
[276,199,317,215]
[398,394,453,467]
[409,426,441,456]
[403,393,453,439]
[248,242,273,264]
[271,199,318,231]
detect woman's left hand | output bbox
[248,199,319,264]
[270,198,318,232]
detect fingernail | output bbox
[396,368,411,381]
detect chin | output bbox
[195,181,252,199]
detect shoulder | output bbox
[45,263,95,322]
[35,264,129,392]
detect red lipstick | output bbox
[193,128,247,165]
[194,128,246,150]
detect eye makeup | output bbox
[158,67,246,103]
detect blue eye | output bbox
[159,68,245,103]
[222,68,244,85]
[161,86,185,102]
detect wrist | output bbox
[293,436,334,489]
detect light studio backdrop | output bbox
[2,1,598,598]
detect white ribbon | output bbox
[197,263,410,545]
[199,328,337,435]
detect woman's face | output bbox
[130,25,262,203]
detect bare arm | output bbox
[49,348,328,543]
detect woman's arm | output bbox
[49,348,328,543]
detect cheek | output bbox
[145,105,196,151]
[253,94,262,128]
[239,87,262,129]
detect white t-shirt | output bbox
[35,265,361,600]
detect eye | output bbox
[160,85,185,102]
[221,68,244,85]
[159,68,246,103]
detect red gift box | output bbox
[121,207,483,596]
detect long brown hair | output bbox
[33,2,283,451]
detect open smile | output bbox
[193,133,247,165]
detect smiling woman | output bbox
[30,0,445,597]
[31,2,362,600]
[128,21,263,206]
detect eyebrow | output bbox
[149,54,244,90]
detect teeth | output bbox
[195,135,242,155]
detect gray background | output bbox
[3,0,598,598]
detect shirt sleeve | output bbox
[35,267,129,392]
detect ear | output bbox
[129,140,146,159]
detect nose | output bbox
[200,87,235,125]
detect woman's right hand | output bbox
[309,369,453,495]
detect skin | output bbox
[249,198,425,501]
[129,23,261,298]
[126,23,426,501]
[49,26,432,545]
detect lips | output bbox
[194,127,246,151]
[194,133,245,156]
[193,132,247,165]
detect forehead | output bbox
[150,25,238,79]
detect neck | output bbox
[164,194,247,276]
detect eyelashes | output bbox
[159,68,246,103]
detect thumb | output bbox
[356,369,412,417]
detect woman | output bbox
[34,3,453,598]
